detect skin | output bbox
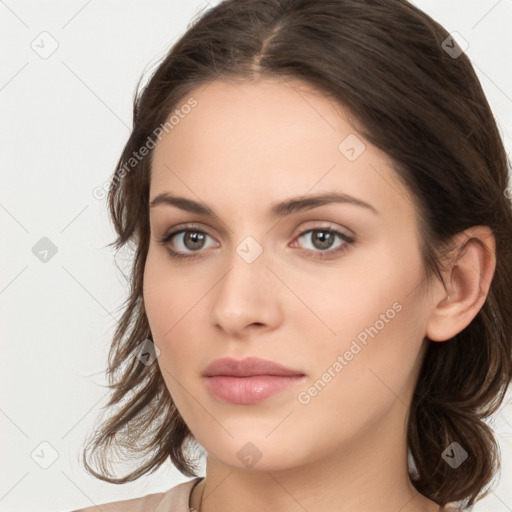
[143,76,496,512]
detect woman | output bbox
[76,0,512,511]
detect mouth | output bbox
[202,356,306,404]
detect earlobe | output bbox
[425,226,496,342]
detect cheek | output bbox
[293,239,426,394]
[143,247,202,336]
[293,296,427,453]
[143,251,192,388]
[142,248,212,385]
[283,240,420,349]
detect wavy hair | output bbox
[81,0,512,508]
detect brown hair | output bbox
[81,0,512,508]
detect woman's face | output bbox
[144,77,434,472]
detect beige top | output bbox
[73,477,203,512]
[72,476,461,511]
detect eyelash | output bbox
[157,224,356,262]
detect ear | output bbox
[425,226,496,342]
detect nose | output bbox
[210,246,283,337]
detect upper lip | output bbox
[202,357,305,377]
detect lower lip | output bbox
[204,375,305,405]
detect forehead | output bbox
[153,76,355,163]
[150,77,418,226]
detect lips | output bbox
[202,357,306,405]
[202,356,305,377]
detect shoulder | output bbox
[71,477,203,512]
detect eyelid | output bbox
[159,220,353,241]
[290,220,355,240]
[159,222,217,240]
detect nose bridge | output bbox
[210,234,281,333]
[216,235,269,309]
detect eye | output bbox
[157,224,356,261]
[291,227,355,260]
[158,225,218,261]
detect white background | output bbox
[1,1,511,511]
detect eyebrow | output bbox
[149,191,379,218]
